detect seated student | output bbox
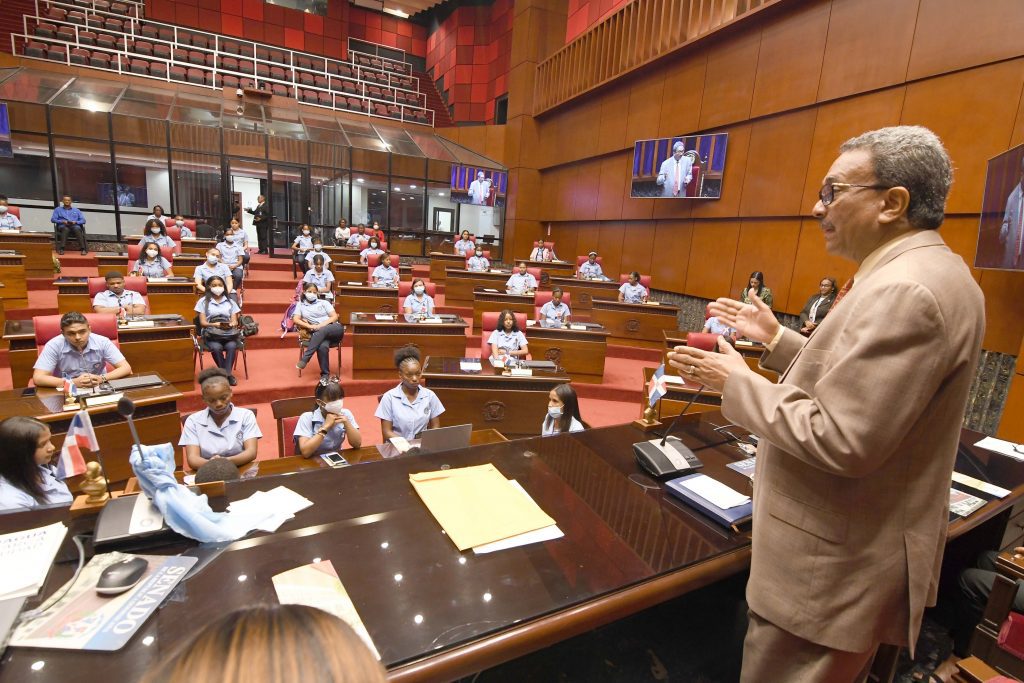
[302,254,335,294]
[370,221,385,242]
[799,277,837,336]
[739,270,773,308]
[32,311,132,389]
[140,604,387,683]
[51,194,87,256]
[294,379,362,457]
[217,226,246,289]
[194,248,234,296]
[453,230,475,256]
[578,251,610,280]
[195,276,241,385]
[376,345,445,441]
[0,195,23,230]
[488,309,529,360]
[702,315,737,339]
[93,272,147,315]
[193,457,241,484]
[140,218,176,251]
[530,242,557,262]
[538,287,571,328]
[173,215,193,239]
[618,271,649,303]
[146,205,165,222]
[506,262,538,294]
[345,224,366,248]
[293,282,345,383]
[371,252,399,287]
[292,224,315,273]
[304,236,332,270]
[403,278,434,319]
[0,416,72,512]
[466,247,490,272]
[132,243,174,278]
[229,218,251,251]
[359,236,384,265]
[542,384,585,436]
[334,219,350,247]
[179,367,259,471]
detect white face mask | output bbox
[146,250,159,258]
[475,251,483,257]
[414,286,425,294]
[175,220,184,226]
[210,286,225,296]
[225,236,235,243]
[322,399,344,415]
[548,406,562,418]
[314,244,322,251]
[207,256,218,264]
[0,206,8,214]
[370,243,378,249]
[302,229,310,235]
[304,292,317,302]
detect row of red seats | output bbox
[352,52,410,76]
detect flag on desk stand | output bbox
[56,410,98,479]
[648,364,669,407]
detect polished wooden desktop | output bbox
[591,298,680,349]
[0,230,53,277]
[54,277,197,320]
[332,260,412,282]
[0,421,1020,683]
[545,276,622,316]
[663,331,777,382]
[444,268,514,307]
[472,288,534,328]
[422,356,570,438]
[177,237,218,255]
[4,318,195,392]
[428,251,471,283]
[95,253,205,279]
[349,312,469,379]
[526,322,609,384]
[335,284,401,322]
[518,258,577,280]
[0,252,28,309]
[0,375,182,483]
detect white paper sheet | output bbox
[679,474,750,509]
[473,481,563,554]
[975,436,1024,461]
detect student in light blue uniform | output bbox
[537,287,571,328]
[541,384,585,436]
[359,237,384,265]
[194,249,234,296]
[173,215,193,239]
[140,219,177,251]
[292,224,315,273]
[32,311,132,389]
[371,253,399,287]
[346,225,367,248]
[304,238,333,270]
[466,248,490,272]
[506,262,537,294]
[376,345,445,441]
[217,228,246,289]
[195,276,242,385]
[403,278,434,320]
[0,196,23,230]
[488,309,529,360]
[93,272,147,315]
[618,271,649,304]
[133,243,174,278]
[293,380,362,457]
[302,255,335,293]
[453,230,475,256]
[578,251,610,280]
[293,282,344,382]
[179,368,260,471]
[0,417,72,512]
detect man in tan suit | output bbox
[669,126,985,681]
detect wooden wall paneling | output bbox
[618,221,656,279]
[788,218,855,312]
[571,157,601,221]
[657,52,707,138]
[1011,81,1024,146]
[906,0,1024,82]
[651,192,694,220]
[697,25,761,130]
[900,59,1024,214]
[624,70,666,148]
[978,269,1024,356]
[509,219,545,260]
[684,219,741,299]
[619,147,656,221]
[540,167,559,217]
[555,164,579,221]
[937,216,983,285]
[749,0,830,118]
[732,219,802,313]
[596,153,628,220]
[997,374,1024,443]
[484,125,508,165]
[738,108,817,217]
[548,222,581,261]
[577,223,602,256]
[597,83,630,156]
[815,0,918,103]
[508,62,537,120]
[597,221,626,276]
[691,123,752,219]
[800,87,907,211]
[652,219,694,292]
[512,168,543,222]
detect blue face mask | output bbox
[548,406,562,418]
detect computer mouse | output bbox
[96,556,150,596]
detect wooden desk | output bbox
[519,258,576,281]
[663,331,777,382]
[332,260,412,282]
[0,252,28,308]
[546,276,622,316]
[422,356,570,438]
[526,323,609,384]
[641,365,722,419]
[389,234,423,257]
[0,230,53,277]
[444,268,513,308]
[591,299,680,349]
[4,318,195,391]
[472,288,535,328]
[55,277,196,320]
[178,237,218,255]
[428,252,470,283]
[0,377,182,483]
[335,284,400,322]
[349,313,468,379]
[95,253,205,279]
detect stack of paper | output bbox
[409,464,557,551]
[459,360,482,372]
[0,522,67,601]
[678,475,750,509]
[950,488,987,517]
[227,486,314,533]
[975,436,1024,461]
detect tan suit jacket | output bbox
[722,230,985,653]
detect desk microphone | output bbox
[633,384,706,479]
[117,396,144,456]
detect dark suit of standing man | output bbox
[246,195,270,254]
[669,126,985,682]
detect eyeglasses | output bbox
[818,182,891,206]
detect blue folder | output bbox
[665,473,753,528]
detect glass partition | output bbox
[115,144,171,230]
[0,133,53,202]
[351,174,388,227]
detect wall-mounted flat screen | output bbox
[977,142,1024,270]
[0,103,10,159]
[450,166,508,209]
[630,133,728,199]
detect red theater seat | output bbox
[134,40,152,55]
[317,91,332,106]
[618,273,653,289]
[88,276,147,298]
[129,58,149,74]
[47,46,67,62]
[169,65,187,82]
[34,314,119,353]
[79,29,97,44]
[25,41,47,58]
[56,26,76,42]
[89,51,111,68]
[238,59,254,74]
[298,72,314,87]
[34,22,56,38]
[480,312,528,358]
[221,56,238,72]
[187,50,205,65]
[153,43,170,60]
[186,68,206,85]
[150,61,167,78]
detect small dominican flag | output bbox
[62,377,78,399]
[648,364,669,407]
[56,410,98,479]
